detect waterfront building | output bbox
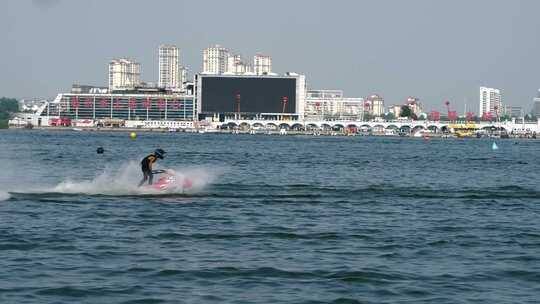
[365,94,385,117]
[406,96,423,116]
[226,54,251,74]
[502,105,523,118]
[388,105,402,118]
[254,53,272,75]
[158,45,181,90]
[304,90,364,121]
[202,45,228,74]
[108,58,141,91]
[479,87,502,117]
[196,73,306,120]
[179,66,188,91]
[533,90,540,116]
[34,85,194,127]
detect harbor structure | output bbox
[158,45,181,90]
[254,53,272,75]
[202,45,229,74]
[33,85,194,127]
[479,87,502,117]
[108,58,141,91]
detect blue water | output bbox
[1,130,539,303]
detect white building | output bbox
[179,66,188,91]
[108,58,141,91]
[533,90,540,116]
[480,87,502,117]
[254,53,272,75]
[304,90,364,120]
[226,54,251,74]
[203,45,228,74]
[158,45,180,90]
[365,94,385,117]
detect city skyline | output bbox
[2,0,540,112]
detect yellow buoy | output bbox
[130,132,137,139]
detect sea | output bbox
[0,129,539,304]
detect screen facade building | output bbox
[196,74,306,120]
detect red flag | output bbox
[100,99,109,108]
[84,98,92,108]
[143,98,151,108]
[71,97,80,108]
[448,111,457,121]
[481,112,492,121]
[157,99,165,109]
[113,98,122,109]
[128,98,137,110]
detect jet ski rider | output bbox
[138,149,166,187]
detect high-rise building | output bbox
[254,53,272,75]
[203,45,228,74]
[365,94,385,117]
[178,66,187,90]
[108,58,141,91]
[158,45,180,89]
[532,90,540,116]
[479,87,502,117]
[226,54,251,74]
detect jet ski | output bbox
[142,169,193,192]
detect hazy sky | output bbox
[2,0,540,112]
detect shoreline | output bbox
[5,126,538,139]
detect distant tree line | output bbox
[0,97,19,128]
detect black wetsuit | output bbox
[138,153,158,186]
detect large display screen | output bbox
[201,77,296,113]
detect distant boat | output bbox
[72,128,83,131]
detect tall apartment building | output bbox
[203,45,228,74]
[226,54,251,74]
[532,90,540,116]
[158,44,180,89]
[254,53,272,75]
[479,87,502,116]
[108,58,141,91]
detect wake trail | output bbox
[50,162,221,196]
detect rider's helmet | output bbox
[154,148,166,159]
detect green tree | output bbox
[383,112,396,121]
[363,113,374,121]
[0,97,19,128]
[400,105,413,118]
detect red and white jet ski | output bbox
[142,169,193,192]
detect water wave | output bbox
[0,191,10,201]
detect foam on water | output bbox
[52,161,220,196]
[0,191,11,201]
